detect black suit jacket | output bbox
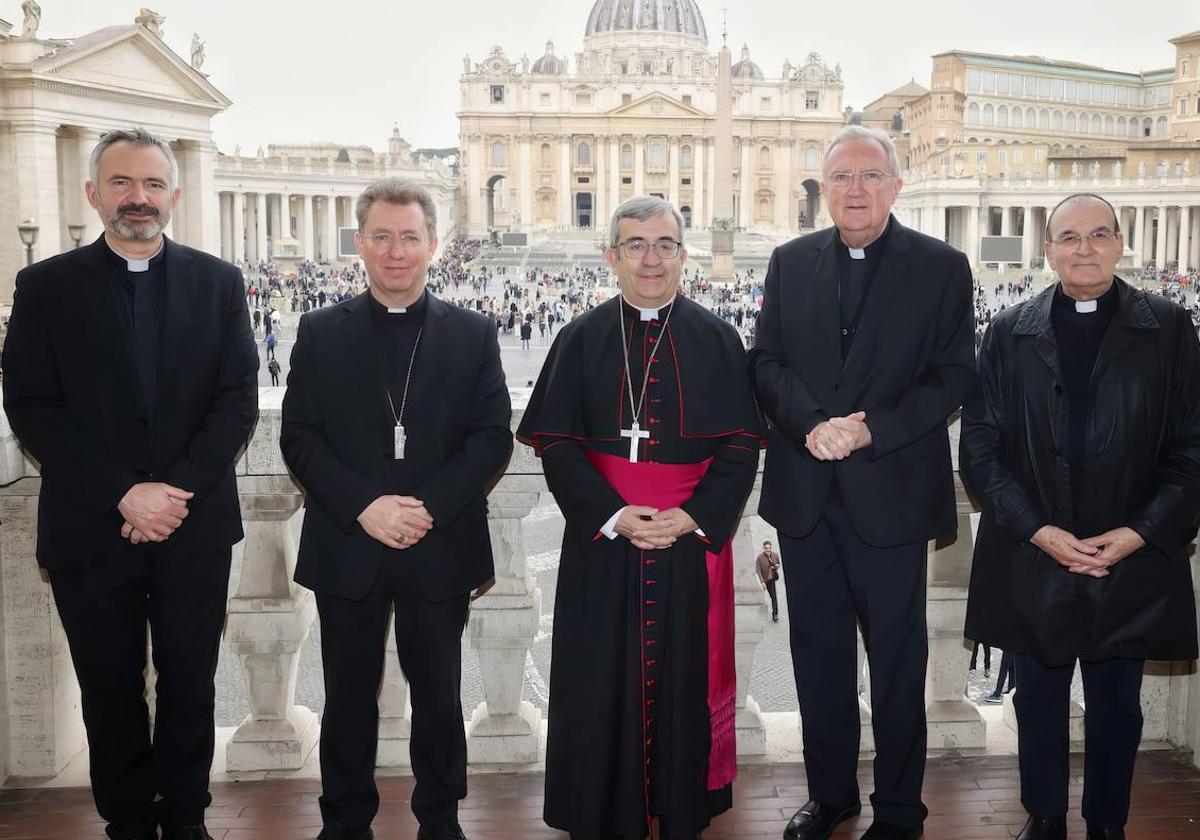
[281,291,512,602]
[1,235,259,571]
[749,218,977,546]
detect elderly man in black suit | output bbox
[281,179,512,840]
[962,194,1200,840]
[2,127,259,840]
[750,125,977,840]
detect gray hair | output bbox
[1045,193,1120,239]
[608,195,685,249]
[90,127,179,189]
[822,125,901,179]
[355,178,437,240]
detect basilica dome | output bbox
[731,45,764,80]
[531,40,569,74]
[584,0,708,41]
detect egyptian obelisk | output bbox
[710,33,734,282]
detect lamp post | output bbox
[68,224,86,249]
[17,220,38,267]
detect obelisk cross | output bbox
[620,421,651,463]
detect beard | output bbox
[106,203,169,241]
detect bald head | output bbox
[1045,193,1119,241]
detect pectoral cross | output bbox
[393,424,407,460]
[620,421,651,463]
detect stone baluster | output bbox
[465,471,542,763]
[376,610,412,766]
[925,471,986,750]
[224,473,318,771]
[731,479,767,756]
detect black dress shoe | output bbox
[783,799,861,840]
[316,828,373,840]
[165,828,213,840]
[1016,815,1067,840]
[1086,825,1125,840]
[417,823,467,840]
[860,822,923,839]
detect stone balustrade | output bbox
[0,389,1197,782]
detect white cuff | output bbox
[600,507,625,540]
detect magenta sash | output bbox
[586,450,738,790]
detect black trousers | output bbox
[970,641,991,672]
[1014,655,1144,828]
[780,500,929,828]
[49,545,232,840]
[316,557,470,835]
[764,578,779,618]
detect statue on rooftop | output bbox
[136,8,165,37]
[190,33,205,71]
[20,0,41,39]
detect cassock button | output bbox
[1054,384,1064,395]
[841,328,849,336]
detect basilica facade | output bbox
[457,0,848,238]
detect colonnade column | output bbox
[1021,204,1035,268]
[1155,205,1169,267]
[965,204,980,270]
[326,196,339,261]
[519,136,533,232]
[1178,206,1191,273]
[233,192,246,264]
[301,195,314,260]
[559,138,572,227]
[255,194,268,263]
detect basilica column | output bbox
[1178,205,1191,272]
[219,194,232,261]
[1166,207,1181,267]
[774,140,793,233]
[466,135,484,235]
[634,138,646,196]
[594,136,607,225]
[279,192,292,243]
[519,136,533,232]
[739,141,752,229]
[1190,205,1200,271]
[609,137,621,217]
[255,194,268,262]
[692,138,705,229]
[1155,205,1168,267]
[75,128,101,245]
[233,191,246,264]
[12,121,64,266]
[1132,205,1145,267]
[668,138,680,209]
[559,138,572,227]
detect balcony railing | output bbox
[0,390,1196,781]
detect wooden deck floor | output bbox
[2,752,1199,839]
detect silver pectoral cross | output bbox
[393,424,407,460]
[620,421,651,463]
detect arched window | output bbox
[491,141,506,167]
[680,145,693,169]
[1117,117,1126,136]
[1156,116,1168,136]
[1065,112,1076,132]
[759,145,772,169]
[997,105,1008,126]
[967,102,980,125]
[1038,109,1050,130]
[1011,107,1023,127]
[1104,116,1114,135]
[1091,114,1102,134]
[982,104,994,125]
[1079,113,1089,134]
[577,141,591,167]
[1052,110,1063,131]
[621,144,634,169]
[1143,117,1153,137]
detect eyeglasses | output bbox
[1050,229,1118,249]
[617,239,683,259]
[361,232,426,251]
[825,170,895,188]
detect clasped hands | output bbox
[615,505,699,551]
[118,482,194,544]
[1030,525,1145,578]
[357,495,434,550]
[805,411,872,461]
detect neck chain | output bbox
[384,327,423,460]
[618,298,675,427]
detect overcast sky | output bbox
[13,0,1196,154]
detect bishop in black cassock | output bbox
[518,197,763,840]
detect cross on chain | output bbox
[620,421,652,463]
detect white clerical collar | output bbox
[1075,299,1098,314]
[623,294,676,321]
[105,236,163,273]
[848,247,866,260]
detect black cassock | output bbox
[518,295,762,839]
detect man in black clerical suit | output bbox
[518,196,763,840]
[281,179,512,840]
[962,194,1200,840]
[749,126,976,840]
[2,127,258,840]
